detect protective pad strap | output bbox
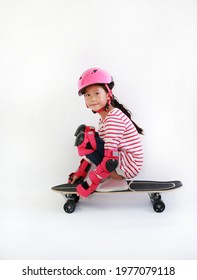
[68,158,91,183]
[76,180,98,198]
[75,126,97,156]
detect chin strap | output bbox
[92,103,109,114]
[76,149,119,197]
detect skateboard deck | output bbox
[51,180,182,213]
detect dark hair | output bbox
[111,95,144,135]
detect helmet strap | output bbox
[92,103,110,114]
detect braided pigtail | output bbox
[111,95,144,135]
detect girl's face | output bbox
[83,85,109,111]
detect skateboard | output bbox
[51,180,182,214]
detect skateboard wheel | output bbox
[153,200,165,213]
[63,200,76,213]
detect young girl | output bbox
[68,68,144,198]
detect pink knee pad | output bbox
[75,126,97,156]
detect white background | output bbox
[0,0,197,259]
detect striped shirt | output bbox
[98,108,143,178]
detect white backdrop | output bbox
[0,0,197,259]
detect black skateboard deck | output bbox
[51,180,182,213]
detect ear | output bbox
[106,93,110,101]
[107,92,112,104]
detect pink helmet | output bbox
[78,68,114,96]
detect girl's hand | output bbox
[70,175,79,184]
[110,171,124,180]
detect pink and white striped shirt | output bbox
[98,108,143,178]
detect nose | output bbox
[90,95,96,102]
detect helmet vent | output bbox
[92,69,98,74]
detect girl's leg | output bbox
[68,126,104,183]
[86,132,104,165]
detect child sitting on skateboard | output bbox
[69,68,144,198]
